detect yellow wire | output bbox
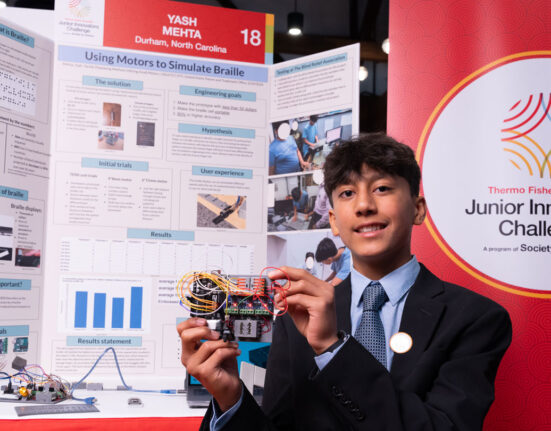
[176,272,268,313]
[176,272,232,312]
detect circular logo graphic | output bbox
[419,52,551,297]
[68,0,91,18]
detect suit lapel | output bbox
[390,265,446,382]
[335,275,352,334]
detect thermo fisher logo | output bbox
[68,0,91,18]
[419,53,551,296]
[501,93,551,178]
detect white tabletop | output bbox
[0,390,207,419]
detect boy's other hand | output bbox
[177,318,242,411]
[270,266,339,355]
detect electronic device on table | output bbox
[1,356,70,405]
[1,381,69,404]
[177,272,286,407]
[325,126,342,145]
[212,205,235,224]
[274,199,294,217]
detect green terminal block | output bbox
[240,309,255,315]
[255,309,270,315]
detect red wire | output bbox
[259,266,291,293]
[260,316,271,334]
[254,267,290,316]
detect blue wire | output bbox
[0,372,11,384]
[70,347,175,403]
[0,371,34,397]
[4,372,34,383]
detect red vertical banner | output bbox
[103,0,274,64]
[388,1,551,430]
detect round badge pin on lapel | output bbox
[389,332,413,354]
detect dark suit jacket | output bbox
[200,264,512,430]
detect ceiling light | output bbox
[359,66,368,81]
[287,11,303,36]
[382,38,390,54]
[287,0,303,36]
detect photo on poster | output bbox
[14,248,41,268]
[13,337,29,353]
[268,170,330,232]
[0,248,13,261]
[269,109,352,176]
[102,102,122,127]
[98,130,124,150]
[196,194,246,230]
[137,121,155,147]
[0,338,7,355]
[268,231,349,283]
[0,215,14,261]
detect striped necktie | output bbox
[354,281,388,367]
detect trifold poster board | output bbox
[0,1,359,389]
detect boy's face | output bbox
[328,165,426,278]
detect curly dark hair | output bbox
[323,133,421,205]
[315,238,338,262]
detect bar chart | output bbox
[61,277,151,332]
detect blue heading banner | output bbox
[127,229,195,241]
[82,158,149,172]
[179,123,255,139]
[275,53,348,77]
[0,325,29,337]
[192,166,253,179]
[0,24,34,48]
[66,336,142,347]
[83,76,143,90]
[0,186,28,201]
[0,279,31,290]
[59,46,268,83]
[179,85,256,101]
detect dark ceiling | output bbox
[171,0,390,64]
[5,0,55,9]
[5,0,389,131]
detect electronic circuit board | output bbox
[177,273,279,343]
[0,382,69,404]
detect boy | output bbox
[290,186,312,222]
[308,180,331,230]
[302,251,318,278]
[302,115,319,161]
[269,121,309,175]
[315,237,351,286]
[178,133,512,431]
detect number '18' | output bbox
[240,29,262,46]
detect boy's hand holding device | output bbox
[177,318,242,412]
[270,266,339,355]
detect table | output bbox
[0,390,207,430]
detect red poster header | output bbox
[103,0,274,64]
